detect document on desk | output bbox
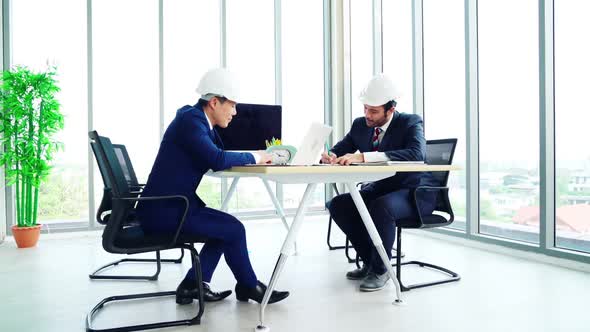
[242,164,291,167]
[351,161,425,166]
[242,163,342,167]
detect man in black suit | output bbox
[323,74,437,292]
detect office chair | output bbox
[89,142,184,281]
[391,138,460,291]
[86,131,208,332]
[327,185,405,268]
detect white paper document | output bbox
[351,161,425,166]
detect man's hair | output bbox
[197,95,229,109]
[383,99,397,114]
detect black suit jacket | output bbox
[331,111,437,197]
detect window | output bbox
[163,0,221,208]
[382,0,413,115]
[226,0,275,105]
[281,0,326,209]
[350,0,374,119]
[92,0,160,215]
[423,0,466,230]
[555,0,590,253]
[226,0,275,212]
[478,0,539,243]
[11,0,88,224]
[163,0,220,125]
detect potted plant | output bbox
[0,66,64,248]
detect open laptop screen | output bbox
[216,103,282,150]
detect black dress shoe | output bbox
[346,264,370,280]
[235,280,289,304]
[176,279,232,305]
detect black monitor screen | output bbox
[216,103,282,150]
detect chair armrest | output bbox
[357,182,372,190]
[96,189,113,225]
[330,182,370,197]
[411,186,454,227]
[116,194,190,248]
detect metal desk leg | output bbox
[220,177,240,212]
[255,183,317,332]
[346,182,404,305]
[262,179,297,254]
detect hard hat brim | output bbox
[359,95,392,107]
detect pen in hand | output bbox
[322,143,336,164]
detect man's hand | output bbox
[255,151,273,164]
[335,153,364,166]
[321,151,337,164]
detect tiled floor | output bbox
[1,215,589,332]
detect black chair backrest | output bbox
[88,131,137,237]
[90,138,141,224]
[89,131,136,252]
[90,138,115,224]
[425,139,457,215]
[112,144,140,188]
[91,139,112,189]
[89,131,132,198]
[425,139,458,187]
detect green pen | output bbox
[324,142,334,162]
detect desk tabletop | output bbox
[220,164,460,175]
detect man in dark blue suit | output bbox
[137,68,289,305]
[323,74,437,292]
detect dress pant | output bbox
[142,206,258,288]
[327,189,436,273]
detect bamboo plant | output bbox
[0,66,64,227]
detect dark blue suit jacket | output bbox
[137,104,255,226]
[331,111,437,196]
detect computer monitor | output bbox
[216,103,282,150]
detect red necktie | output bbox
[372,127,382,151]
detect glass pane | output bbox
[555,0,590,253]
[11,0,89,224]
[226,0,274,211]
[163,0,221,208]
[226,0,275,105]
[382,0,413,115]
[350,0,373,119]
[281,0,325,209]
[92,0,160,216]
[163,0,220,123]
[478,0,539,243]
[423,0,466,230]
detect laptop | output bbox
[245,122,332,166]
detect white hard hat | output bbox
[358,73,400,107]
[196,68,240,102]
